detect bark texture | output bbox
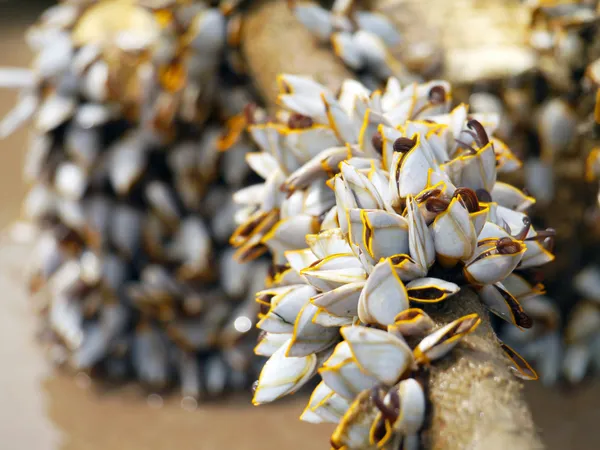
[241,2,543,449]
[422,289,543,450]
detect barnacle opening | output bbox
[496,237,523,255]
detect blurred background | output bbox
[0,1,598,449]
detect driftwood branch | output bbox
[241,3,542,449]
[422,289,543,450]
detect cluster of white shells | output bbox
[291,0,416,87]
[291,0,600,387]
[233,74,555,447]
[492,0,600,385]
[0,0,265,398]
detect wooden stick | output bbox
[422,289,543,450]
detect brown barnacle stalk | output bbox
[393,136,417,153]
[371,131,384,154]
[242,2,544,449]
[425,197,450,214]
[454,187,480,213]
[496,237,523,255]
[467,118,490,147]
[288,113,314,129]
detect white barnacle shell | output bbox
[32,30,73,78]
[390,309,434,337]
[132,325,169,388]
[306,228,353,258]
[340,325,414,385]
[562,343,591,385]
[277,74,333,124]
[0,92,38,138]
[293,2,338,42]
[330,389,378,450]
[256,284,317,334]
[285,125,340,164]
[286,302,339,357]
[354,31,396,80]
[354,11,402,47]
[169,218,212,280]
[301,253,367,292]
[108,135,147,195]
[502,273,545,303]
[520,231,555,270]
[23,184,56,221]
[349,209,409,263]
[565,302,600,345]
[386,378,426,435]
[49,294,83,350]
[406,196,435,274]
[146,181,180,224]
[252,337,317,405]
[185,8,226,54]
[331,31,365,71]
[320,205,339,231]
[405,277,460,303]
[75,103,119,128]
[358,258,409,326]
[444,142,497,193]
[36,94,76,132]
[463,239,525,286]
[321,94,360,144]
[414,314,481,364]
[231,209,278,263]
[320,341,380,399]
[300,381,351,424]
[492,137,522,173]
[261,215,319,264]
[574,265,600,303]
[340,162,385,210]
[491,182,535,212]
[286,147,349,193]
[478,283,532,329]
[0,67,35,89]
[284,248,318,276]
[311,281,364,321]
[524,157,554,206]
[81,60,109,103]
[54,163,87,201]
[537,98,577,162]
[392,134,439,200]
[337,78,372,118]
[313,308,354,328]
[333,174,356,234]
[387,254,426,282]
[254,332,292,357]
[431,197,477,267]
[499,341,538,381]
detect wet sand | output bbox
[0,7,599,450]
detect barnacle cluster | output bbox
[0,0,266,398]
[233,74,555,447]
[297,0,600,386]
[290,0,416,87]
[491,0,600,385]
